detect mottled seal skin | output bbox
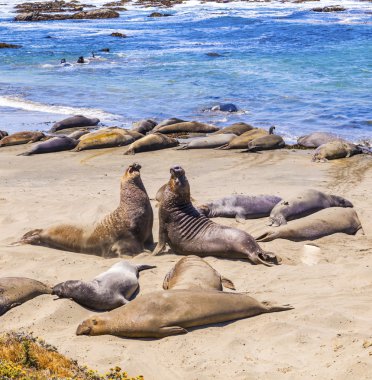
[18,163,154,256]
[268,189,353,227]
[178,134,236,150]
[163,256,235,291]
[152,118,186,131]
[124,133,178,155]
[198,194,282,220]
[218,128,268,150]
[0,130,8,139]
[297,132,342,148]
[19,136,77,156]
[242,134,285,152]
[50,115,100,132]
[0,277,52,316]
[312,141,362,162]
[76,290,293,338]
[52,261,156,311]
[153,165,280,266]
[0,131,45,147]
[131,119,157,134]
[255,207,363,242]
[212,122,254,136]
[152,121,219,135]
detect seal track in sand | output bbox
[79,147,121,166]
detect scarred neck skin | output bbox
[119,163,148,205]
[164,166,192,210]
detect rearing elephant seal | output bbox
[153,165,280,266]
[163,256,235,291]
[17,163,153,256]
[76,290,293,338]
[0,277,52,316]
[52,261,156,311]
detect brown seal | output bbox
[152,121,219,134]
[218,128,269,149]
[0,131,45,147]
[212,122,254,136]
[153,165,280,266]
[163,256,235,291]
[17,163,153,256]
[312,141,362,162]
[241,134,285,152]
[76,289,293,338]
[124,133,178,155]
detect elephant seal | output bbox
[211,103,238,112]
[312,141,362,162]
[67,129,90,140]
[0,131,45,147]
[242,134,285,152]
[218,128,268,149]
[268,189,353,227]
[255,207,363,242]
[152,121,219,135]
[0,130,8,139]
[50,115,100,132]
[178,134,236,150]
[153,165,280,266]
[124,133,178,155]
[76,290,293,338]
[212,122,254,136]
[17,163,154,256]
[153,118,186,130]
[19,136,77,156]
[198,194,282,220]
[163,256,235,291]
[132,119,157,134]
[297,132,342,148]
[52,261,156,311]
[0,277,52,316]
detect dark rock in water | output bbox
[0,130,8,139]
[100,48,110,52]
[14,1,84,13]
[111,32,127,38]
[211,103,238,113]
[71,8,120,19]
[103,0,129,5]
[148,12,172,17]
[312,5,346,12]
[206,52,223,57]
[0,42,22,48]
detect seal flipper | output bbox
[136,264,156,272]
[157,326,188,337]
[254,230,277,242]
[221,276,236,290]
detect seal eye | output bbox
[92,319,98,325]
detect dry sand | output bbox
[0,144,371,379]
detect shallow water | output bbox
[0,0,371,142]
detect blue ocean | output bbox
[0,0,371,143]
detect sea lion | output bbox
[0,277,52,316]
[124,133,178,155]
[163,256,235,291]
[242,134,285,152]
[255,207,363,242]
[212,122,254,136]
[76,290,293,338]
[52,261,156,311]
[268,189,353,227]
[50,115,100,132]
[211,103,238,112]
[0,131,45,147]
[153,118,186,130]
[153,165,280,266]
[312,141,362,162]
[218,128,268,149]
[132,119,157,134]
[152,121,219,135]
[297,132,342,148]
[17,163,153,256]
[19,136,77,156]
[0,130,8,139]
[198,194,282,220]
[178,134,236,150]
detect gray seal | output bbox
[178,134,236,150]
[297,132,343,148]
[52,261,156,311]
[131,119,157,134]
[50,115,100,132]
[18,136,77,156]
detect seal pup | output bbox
[152,121,219,135]
[268,189,353,227]
[312,140,362,162]
[18,136,77,156]
[163,256,235,291]
[212,122,254,136]
[50,115,100,133]
[255,207,363,242]
[0,277,52,316]
[17,163,154,256]
[218,128,269,149]
[52,261,156,311]
[178,134,236,150]
[297,132,342,148]
[241,134,285,152]
[76,290,293,338]
[198,194,282,221]
[153,165,280,266]
[0,131,45,147]
[124,133,178,155]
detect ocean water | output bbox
[0,0,371,143]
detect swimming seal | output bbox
[19,136,77,156]
[153,165,280,266]
[124,133,178,155]
[0,277,51,316]
[268,189,353,227]
[52,261,156,311]
[50,115,100,132]
[17,163,153,256]
[312,141,362,162]
[0,131,45,147]
[76,290,293,338]
[163,256,235,291]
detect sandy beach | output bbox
[0,144,371,379]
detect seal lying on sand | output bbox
[17,163,153,256]
[19,136,77,156]
[163,256,235,291]
[268,189,352,226]
[198,194,282,220]
[0,277,51,316]
[132,119,157,134]
[312,141,362,162]
[76,290,293,338]
[0,131,45,147]
[125,133,178,155]
[50,115,100,132]
[178,134,236,150]
[52,261,156,311]
[67,129,90,139]
[212,122,254,136]
[297,132,342,148]
[152,121,219,135]
[242,134,285,152]
[153,165,280,266]
[218,128,268,149]
[255,207,363,242]
[152,118,186,131]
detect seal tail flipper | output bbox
[152,242,166,256]
[235,214,246,224]
[221,276,236,290]
[158,326,188,337]
[11,229,43,246]
[136,264,157,272]
[17,151,32,156]
[124,149,135,155]
[262,301,294,312]
[254,231,277,242]
[176,145,189,150]
[215,144,229,150]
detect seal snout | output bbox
[76,322,92,336]
[170,165,185,178]
[128,162,142,173]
